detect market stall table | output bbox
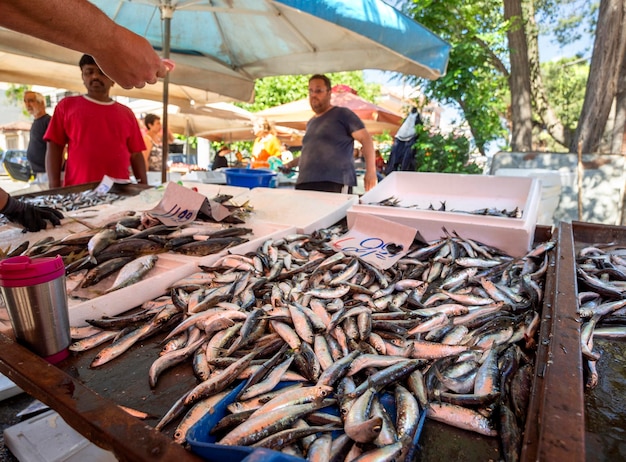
[0,180,583,462]
[0,332,203,462]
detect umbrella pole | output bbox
[160,4,174,185]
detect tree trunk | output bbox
[504,0,533,151]
[526,0,572,149]
[571,0,626,153]
[611,53,626,153]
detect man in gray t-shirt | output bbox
[284,74,378,194]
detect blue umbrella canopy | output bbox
[91,0,450,102]
[90,0,450,180]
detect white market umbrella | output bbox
[0,45,232,109]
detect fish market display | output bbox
[23,189,123,212]
[0,189,123,226]
[71,225,554,461]
[576,244,626,390]
[1,213,253,297]
[365,195,522,218]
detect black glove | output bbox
[1,195,64,232]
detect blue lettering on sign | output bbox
[152,203,194,223]
[339,237,396,261]
[94,184,110,195]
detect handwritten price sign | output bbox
[148,182,206,226]
[155,203,195,223]
[332,214,417,269]
[333,236,400,260]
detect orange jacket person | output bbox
[251,119,281,169]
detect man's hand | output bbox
[1,196,64,232]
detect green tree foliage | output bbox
[4,84,31,117]
[403,1,509,155]
[401,0,597,154]
[537,57,589,149]
[413,125,482,174]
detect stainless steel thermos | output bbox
[0,255,71,364]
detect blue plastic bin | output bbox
[185,380,422,462]
[224,168,277,188]
[185,382,304,462]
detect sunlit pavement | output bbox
[0,175,35,195]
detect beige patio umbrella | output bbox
[0,47,231,109]
[257,86,404,135]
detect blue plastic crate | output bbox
[185,380,423,462]
[185,382,304,462]
[224,168,277,189]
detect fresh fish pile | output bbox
[22,189,123,212]
[2,215,253,296]
[71,226,553,460]
[366,195,522,218]
[576,245,626,390]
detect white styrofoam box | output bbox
[347,171,541,257]
[495,168,562,226]
[181,170,228,184]
[0,373,23,402]
[147,171,183,186]
[67,220,297,325]
[4,410,116,462]
[230,187,359,234]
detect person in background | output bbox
[23,91,51,187]
[251,119,282,169]
[0,187,63,232]
[282,74,377,193]
[44,55,148,188]
[1,0,168,90]
[353,146,365,170]
[233,151,250,168]
[142,114,173,172]
[280,143,294,165]
[375,149,386,181]
[211,145,231,170]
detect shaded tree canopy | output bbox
[401,0,615,155]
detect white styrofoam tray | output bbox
[67,253,198,326]
[0,183,250,255]
[0,373,22,402]
[68,220,296,326]
[230,187,359,234]
[4,410,116,462]
[347,171,541,257]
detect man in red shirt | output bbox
[44,55,148,188]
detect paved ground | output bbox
[0,176,34,195]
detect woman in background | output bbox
[211,145,231,170]
[142,113,174,171]
[251,119,281,169]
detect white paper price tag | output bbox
[147,182,206,226]
[332,214,417,269]
[94,175,131,195]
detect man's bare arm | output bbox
[1,0,168,89]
